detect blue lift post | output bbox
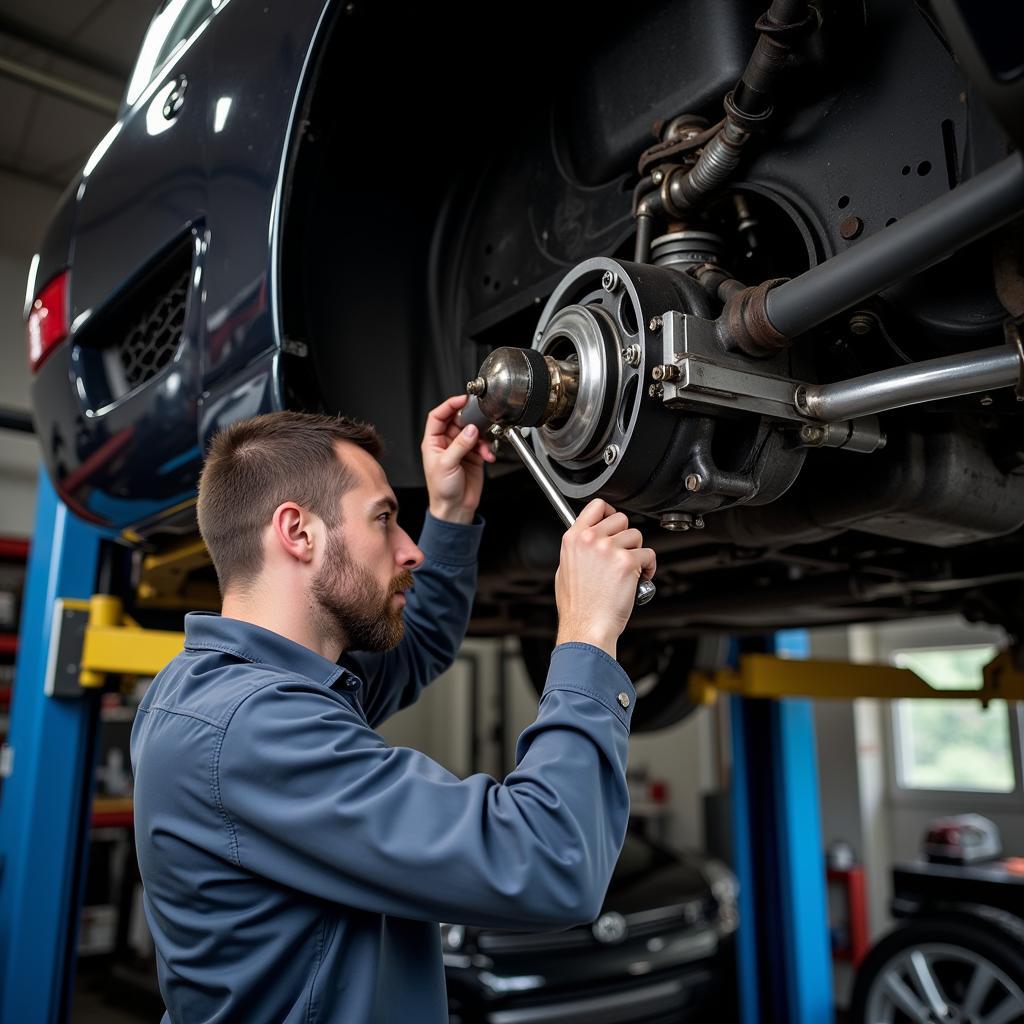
[0,470,104,1023]
[730,630,834,1024]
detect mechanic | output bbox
[130,393,656,1024]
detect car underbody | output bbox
[278,0,1024,661]
[26,0,1024,728]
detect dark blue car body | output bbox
[29,0,331,534]
[27,0,761,537]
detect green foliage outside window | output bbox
[893,646,1014,793]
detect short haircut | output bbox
[197,411,383,593]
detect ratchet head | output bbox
[464,346,579,429]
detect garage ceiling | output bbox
[0,2,153,193]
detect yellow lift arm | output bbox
[690,651,1024,707]
[49,595,1024,703]
[54,595,184,691]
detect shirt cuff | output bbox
[543,642,637,731]
[417,511,485,567]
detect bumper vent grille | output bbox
[115,245,191,391]
[76,234,195,401]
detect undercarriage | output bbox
[280,0,1024,724]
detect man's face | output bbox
[310,442,423,651]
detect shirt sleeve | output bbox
[217,643,636,930]
[349,512,483,728]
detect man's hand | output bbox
[422,394,497,524]
[555,499,656,660]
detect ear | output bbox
[269,502,319,565]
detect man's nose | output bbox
[396,528,424,571]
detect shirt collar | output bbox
[183,611,348,689]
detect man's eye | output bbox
[378,512,391,524]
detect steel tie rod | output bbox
[797,343,1021,421]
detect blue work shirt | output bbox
[131,513,636,1023]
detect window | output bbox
[891,645,1016,793]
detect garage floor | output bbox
[72,961,163,1023]
[73,990,148,1024]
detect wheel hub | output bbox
[535,303,620,464]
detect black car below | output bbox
[441,831,738,1024]
[852,858,1024,1023]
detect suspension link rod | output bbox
[796,344,1020,421]
[764,153,1024,339]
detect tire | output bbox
[851,914,1024,1024]
[519,632,726,733]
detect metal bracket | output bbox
[43,595,185,695]
[981,648,1024,703]
[136,536,218,610]
[660,311,805,421]
[1005,321,1024,402]
[43,600,89,698]
[660,311,887,452]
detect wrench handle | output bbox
[500,426,655,606]
[501,426,576,529]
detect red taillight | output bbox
[27,270,70,372]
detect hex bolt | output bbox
[684,473,703,492]
[693,516,706,529]
[849,313,874,335]
[601,270,620,293]
[622,344,642,367]
[603,444,619,465]
[648,316,663,332]
[839,216,864,240]
[649,382,664,398]
[660,512,691,532]
[466,376,486,396]
[652,364,680,383]
[800,424,826,444]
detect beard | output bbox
[310,531,414,652]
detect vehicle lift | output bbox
[3,474,1024,1022]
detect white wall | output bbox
[381,634,718,856]
[629,708,714,851]
[502,641,716,853]
[807,627,865,1008]
[377,639,486,779]
[812,617,1022,927]
[0,169,58,537]
[854,616,1024,857]
[807,616,1023,1007]
[811,627,865,861]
